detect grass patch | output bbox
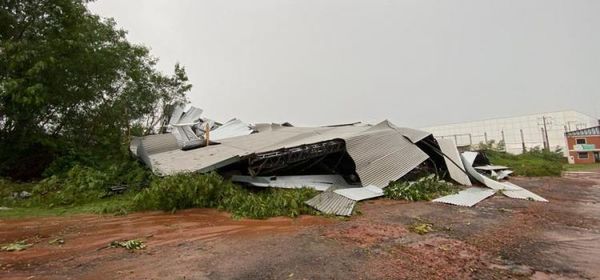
[563,163,600,172]
[0,194,135,219]
[484,148,564,177]
[1,172,318,220]
[384,175,460,201]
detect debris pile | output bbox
[131,106,547,216]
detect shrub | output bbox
[133,172,318,219]
[384,175,459,201]
[27,161,152,207]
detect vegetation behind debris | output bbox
[0,0,191,180]
[384,176,460,201]
[133,172,318,219]
[484,148,564,177]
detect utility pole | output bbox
[537,116,552,151]
[541,127,548,150]
[520,129,526,153]
[501,130,506,151]
[542,116,550,150]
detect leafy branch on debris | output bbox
[384,175,460,201]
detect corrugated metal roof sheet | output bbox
[334,185,384,201]
[345,129,429,187]
[433,187,496,207]
[475,165,509,171]
[305,191,356,216]
[142,120,431,188]
[460,151,547,203]
[461,153,519,191]
[231,175,354,191]
[210,119,254,141]
[365,120,431,143]
[136,134,180,170]
[565,126,600,137]
[436,138,472,186]
[501,182,548,202]
[168,105,186,126]
[178,106,203,124]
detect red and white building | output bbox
[566,126,600,164]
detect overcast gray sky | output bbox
[88,0,599,127]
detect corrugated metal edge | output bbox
[460,153,518,191]
[436,138,472,186]
[345,129,429,188]
[333,185,384,201]
[305,192,356,216]
[433,187,496,207]
[230,174,353,191]
[501,182,548,202]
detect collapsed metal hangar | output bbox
[131,110,545,216]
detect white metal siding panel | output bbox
[436,138,472,186]
[433,187,496,207]
[334,185,384,201]
[346,130,429,187]
[305,191,356,216]
[501,182,548,202]
[231,175,354,191]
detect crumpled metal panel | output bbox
[436,138,472,186]
[145,121,429,187]
[168,105,186,126]
[210,119,254,141]
[460,152,546,202]
[496,170,513,180]
[345,129,429,188]
[334,185,384,201]
[461,153,519,191]
[475,165,510,171]
[231,175,354,191]
[305,191,356,216]
[135,134,180,172]
[365,120,431,143]
[433,187,496,207]
[178,106,204,125]
[501,182,548,202]
[148,145,243,175]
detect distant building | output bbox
[422,110,598,155]
[565,126,600,164]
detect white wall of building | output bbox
[422,110,598,155]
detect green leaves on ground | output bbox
[2,166,317,219]
[110,239,146,250]
[1,240,32,252]
[409,223,433,235]
[384,175,459,201]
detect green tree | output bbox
[0,0,191,179]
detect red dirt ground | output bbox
[1,171,600,279]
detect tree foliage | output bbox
[0,0,191,179]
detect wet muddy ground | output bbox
[1,171,600,279]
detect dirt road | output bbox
[1,172,600,279]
